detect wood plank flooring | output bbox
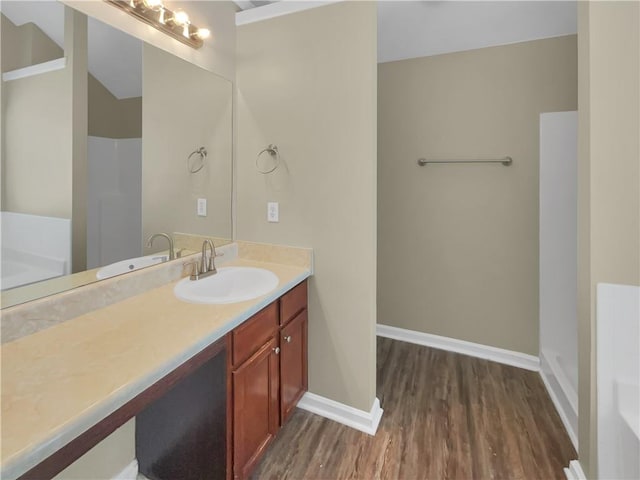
[252,337,576,479]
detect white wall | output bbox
[87,136,142,269]
[539,111,578,449]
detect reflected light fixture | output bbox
[142,0,163,9]
[106,0,210,49]
[196,28,210,40]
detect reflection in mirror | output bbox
[141,44,233,254]
[0,2,233,309]
[87,13,143,272]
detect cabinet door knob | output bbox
[284,335,292,343]
[273,347,280,354]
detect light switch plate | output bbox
[267,202,279,222]
[197,198,207,216]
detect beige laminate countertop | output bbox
[0,258,310,480]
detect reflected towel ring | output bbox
[187,147,207,174]
[256,144,279,174]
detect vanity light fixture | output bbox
[142,0,163,10]
[196,28,211,40]
[172,9,189,25]
[106,0,209,49]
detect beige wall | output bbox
[53,420,135,480]
[142,43,233,249]
[1,14,63,73]
[236,2,378,411]
[1,13,69,216]
[88,75,141,139]
[378,36,577,356]
[1,9,88,272]
[2,68,72,217]
[67,7,88,273]
[577,2,640,476]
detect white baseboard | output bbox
[564,460,587,479]
[376,324,540,371]
[297,392,383,436]
[539,351,579,451]
[112,459,138,480]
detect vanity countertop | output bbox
[0,257,310,480]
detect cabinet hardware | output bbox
[273,347,280,354]
[284,335,292,343]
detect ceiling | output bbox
[235,1,577,63]
[1,1,577,98]
[233,0,277,10]
[377,1,577,63]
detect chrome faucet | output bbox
[191,239,218,281]
[146,233,175,260]
[201,239,217,275]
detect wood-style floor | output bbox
[252,337,576,479]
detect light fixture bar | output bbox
[105,0,207,49]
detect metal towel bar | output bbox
[417,156,512,166]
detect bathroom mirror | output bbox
[0,1,233,308]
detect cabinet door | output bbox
[280,309,308,424]
[232,337,280,480]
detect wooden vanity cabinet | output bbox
[230,305,280,480]
[17,282,308,480]
[279,283,308,424]
[229,280,308,480]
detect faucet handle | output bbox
[189,261,200,281]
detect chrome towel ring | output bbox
[187,147,207,174]
[256,144,280,174]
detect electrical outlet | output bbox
[267,202,279,222]
[197,198,207,216]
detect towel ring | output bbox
[187,147,207,174]
[256,144,280,174]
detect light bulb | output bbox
[142,0,163,10]
[196,28,210,40]
[173,10,189,26]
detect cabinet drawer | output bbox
[280,280,307,326]
[232,302,278,367]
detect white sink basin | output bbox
[96,254,169,280]
[173,266,279,304]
